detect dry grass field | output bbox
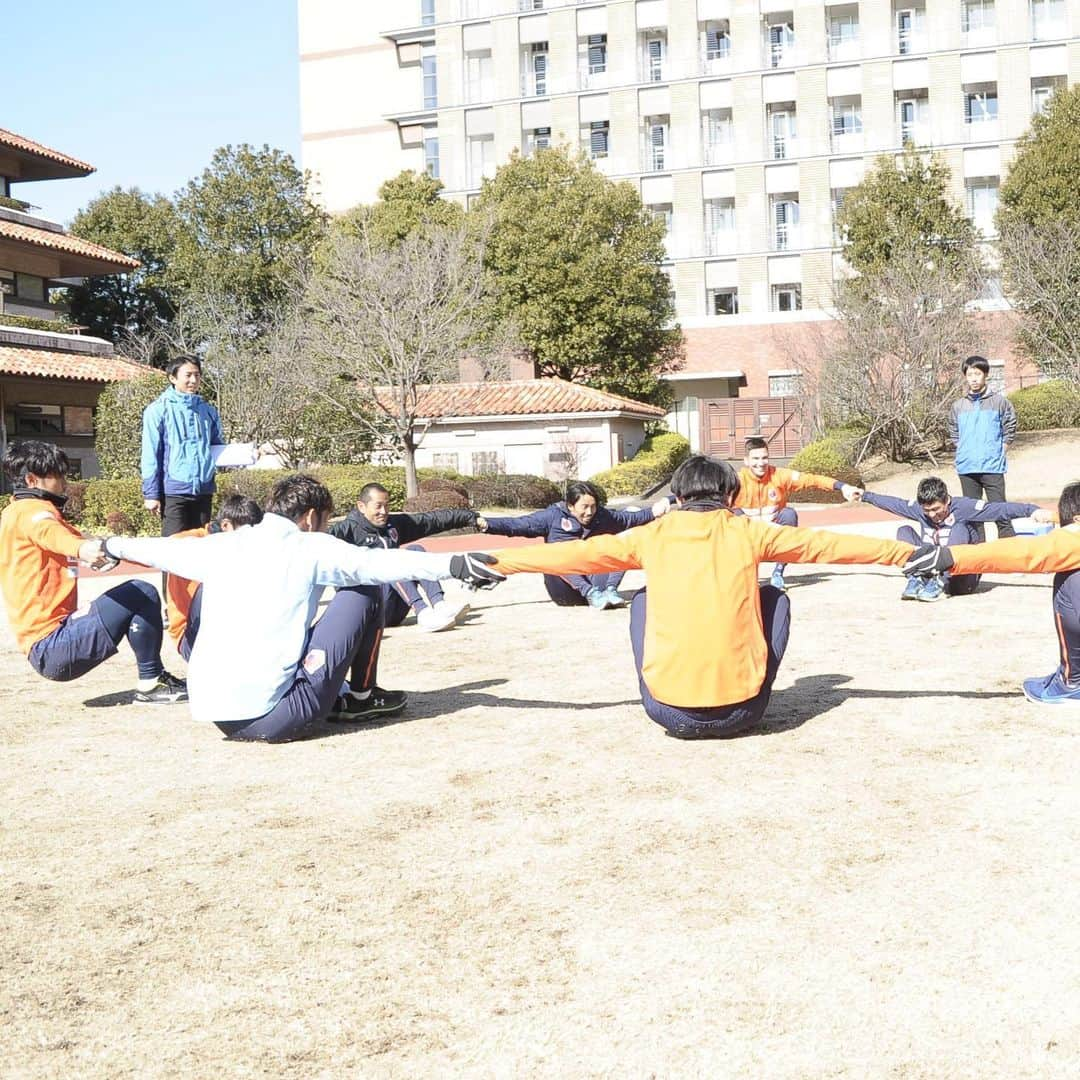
[2,554,1079,1078]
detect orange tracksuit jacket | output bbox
[490,510,913,708]
[735,466,839,522]
[0,496,85,654]
[164,527,208,648]
[948,527,1080,577]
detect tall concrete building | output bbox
[300,0,1077,455]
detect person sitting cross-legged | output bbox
[99,474,504,742]
[0,440,186,703]
[902,481,1080,707]
[485,456,914,740]
[477,480,670,610]
[857,476,1053,602]
[328,482,477,633]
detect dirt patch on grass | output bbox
[2,563,1079,1077]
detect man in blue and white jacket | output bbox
[949,355,1019,539]
[101,474,503,742]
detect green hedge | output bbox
[0,313,75,332]
[1008,380,1080,432]
[95,370,169,480]
[589,432,690,497]
[787,436,864,505]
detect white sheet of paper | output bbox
[211,443,258,468]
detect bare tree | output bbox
[802,244,984,464]
[299,220,515,496]
[998,217,1080,384]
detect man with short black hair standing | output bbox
[949,355,1019,539]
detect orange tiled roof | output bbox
[0,128,94,174]
[0,343,144,383]
[0,219,139,271]
[392,378,666,420]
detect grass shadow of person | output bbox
[83,690,139,708]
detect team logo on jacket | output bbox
[561,517,574,531]
[768,488,779,502]
[388,527,399,543]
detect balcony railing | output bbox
[829,124,863,153]
[463,80,495,105]
[520,72,547,97]
[898,121,931,146]
[578,63,608,90]
[640,55,666,83]
[764,38,795,68]
[963,116,1000,141]
[703,139,735,166]
[771,134,797,160]
[961,25,997,47]
[827,32,860,61]
[897,28,928,54]
[770,223,801,251]
[641,141,666,172]
[700,44,731,75]
[705,231,737,256]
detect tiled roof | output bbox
[0,344,144,383]
[393,378,666,419]
[0,128,94,174]
[0,219,139,271]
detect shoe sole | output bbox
[329,699,407,721]
[134,693,188,704]
[1022,687,1080,705]
[420,617,457,632]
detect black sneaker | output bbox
[329,687,406,721]
[134,671,188,704]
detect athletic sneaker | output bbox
[769,567,786,592]
[603,587,626,608]
[1022,669,1080,706]
[917,575,946,602]
[417,603,458,632]
[134,671,188,704]
[901,576,923,601]
[329,687,407,721]
[587,588,609,609]
[433,598,470,626]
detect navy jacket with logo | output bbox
[481,501,656,544]
[861,491,1039,546]
[328,506,478,551]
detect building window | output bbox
[767,103,796,159]
[769,372,803,396]
[422,45,438,109]
[772,284,802,312]
[522,41,548,97]
[704,197,735,254]
[961,0,996,37]
[966,177,999,236]
[702,108,734,164]
[587,120,609,159]
[964,85,998,126]
[12,404,63,436]
[895,5,926,54]
[700,20,731,72]
[1031,75,1065,115]
[897,92,929,144]
[643,115,668,171]
[641,32,667,82]
[524,126,551,156]
[467,135,495,187]
[423,126,439,178]
[764,15,795,68]
[830,96,863,151]
[421,0,435,26]
[580,33,607,88]
[827,5,859,60]
[831,187,851,243]
[707,287,739,315]
[472,451,500,475]
[770,195,800,250]
[465,48,494,103]
[1031,0,1066,39]
[3,270,47,302]
[432,452,459,470]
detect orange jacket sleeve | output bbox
[949,530,1080,576]
[753,521,913,567]
[25,508,84,559]
[778,468,839,495]
[491,531,643,575]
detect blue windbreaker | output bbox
[140,387,224,500]
[949,391,1018,475]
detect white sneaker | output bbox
[436,598,470,625]
[417,603,457,632]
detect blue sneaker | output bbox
[769,567,786,592]
[603,587,626,608]
[1022,669,1080,705]
[917,575,946,602]
[586,588,608,609]
[901,576,923,600]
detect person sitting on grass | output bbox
[856,476,1053,602]
[165,494,264,660]
[476,480,670,610]
[0,440,186,703]
[484,455,915,740]
[737,437,861,592]
[328,482,477,633]
[903,480,1080,707]
[98,474,503,742]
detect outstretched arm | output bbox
[946,530,1080,576]
[490,530,642,576]
[966,499,1045,523]
[859,491,924,521]
[477,507,554,538]
[754,521,913,567]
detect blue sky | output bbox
[6,1,300,226]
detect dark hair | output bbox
[565,481,602,507]
[1058,482,1080,526]
[167,355,203,378]
[916,476,949,505]
[266,474,334,522]
[359,482,389,504]
[216,494,263,528]
[671,455,741,504]
[961,355,990,375]
[744,437,768,453]
[2,440,70,483]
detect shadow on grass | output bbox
[83,690,139,708]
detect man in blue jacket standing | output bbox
[949,355,1019,540]
[141,356,224,537]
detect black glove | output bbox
[903,544,954,577]
[450,552,506,590]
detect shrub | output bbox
[403,490,471,513]
[81,479,161,535]
[95,370,168,480]
[589,432,690,497]
[0,313,74,332]
[463,473,561,509]
[1008,380,1080,432]
[64,481,87,526]
[787,436,864,504]
[0,494,9,513]
[418,477,470,500]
